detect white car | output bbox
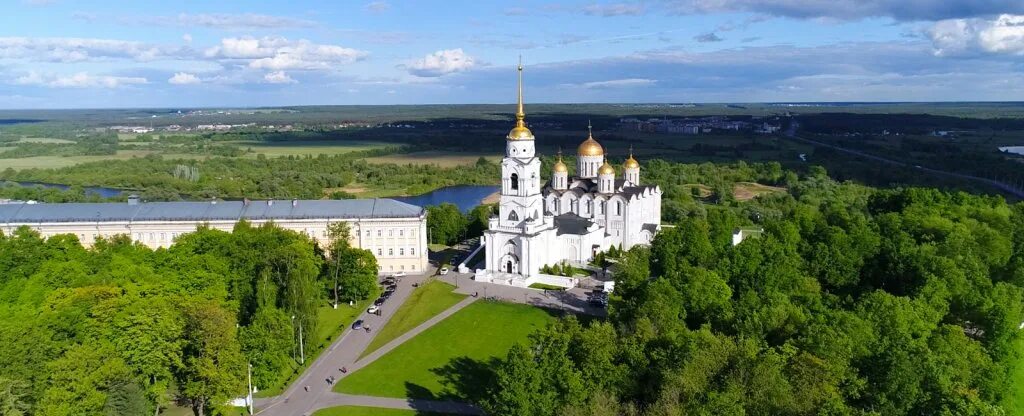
[439,267,450,275]
[367,305,380,314]
[392,272,407,278]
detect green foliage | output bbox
[0,221,366,415]
[487,182,1024,416]
[426,203,467,245]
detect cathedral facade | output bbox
[475,64,661,288]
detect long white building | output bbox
[476,63,661,288]
[0,198,428,274]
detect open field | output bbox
[16,137,74,144]
[361,280,467,359]
[233,140,391,158]
[366,151,501,167]
[733,181,787,201]
[335,301,555,400]
[0,150,207,170]
[1005,337,1024,415]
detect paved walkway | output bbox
[255,274,483,416]
[254,269,603,415]
[439,272,607,317]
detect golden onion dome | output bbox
[598,161,615,175]
[508,125,534,141]
[623,155,640,169]
[578,137,604,156]
[553,159,568,173]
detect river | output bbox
[394,185,499,212]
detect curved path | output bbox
[255,275,481,416]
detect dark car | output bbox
[374,297,386,306]
[381,278,396,286]
[381,291,392,300]
[351,320,364,330]
[386,284,398,292]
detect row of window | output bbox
[378,264,418,272]
[363,228,417,238]
[375,247,418,257]
[549,200,624,216]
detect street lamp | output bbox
[247,362,254,415]
[291,315,305,365]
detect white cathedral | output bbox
[475,63,662,288]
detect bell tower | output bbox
[498,59,544,228]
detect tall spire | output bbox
[515,56,525,126]
[507,56,534,141]
[587,119,593,138]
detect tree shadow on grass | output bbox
[403,355,498,406]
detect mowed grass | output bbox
[335,301,555,399]
[366,151,501,167]
[0,149,194,170]
[234,140,390,158]
[360,280,467,359]
[16,137,75,144]
[312,406,448,416]
[1005,336,1024,415]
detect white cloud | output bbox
[182,34,193,43]
[663,0,1024,21]
[0,37,184,62]
[168,72,200,85]
[582,3,645,16]
[263,71,296,84]
[580,78,657,89]
[206,37,367,70]
[406,48,476,77]
[14,71,147,88]
[364,1,391,13]
[928,14,1024,56]
[139,13,315,29]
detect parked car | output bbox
[374,297,386,306]
[381,278,396,286]
[439,267,450,275]
[352,320,364,330]
[392,271,407,278]
[367,305,379,314]
[386,284,398,292]
[381,292,392,300]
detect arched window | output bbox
[600,201,606,214]
[510,173,519,190]
[508,210,519,221]
[617,201,622,215]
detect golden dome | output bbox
[553,160,568,172]
[578,121,604,156]
[508,125,534,141]
[598,161,615,175]
[624,155,639,169]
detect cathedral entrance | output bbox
[498,253,520,275]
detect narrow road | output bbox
[784,128,1024,199]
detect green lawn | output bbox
[335,301,555,400]
[360,280,467,359]
[528,283,565,291]
[312,406,450,416]
[1005,336,1024,415]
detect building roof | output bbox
[0,199,424,224]
[553,213,594,236]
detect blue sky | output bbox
[2,0,1024,108]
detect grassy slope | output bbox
[1005,336,1024,415]
[335,301,554,400]
[360,280,467,359]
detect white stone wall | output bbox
[2,215,428,274]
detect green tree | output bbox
[0,377,30,416]
[176,301,245,416]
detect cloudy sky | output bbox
[2,0,1024,108]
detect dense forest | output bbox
[0,221,377,416]
[482,176,1024,414]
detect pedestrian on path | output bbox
[304,385,309,392]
